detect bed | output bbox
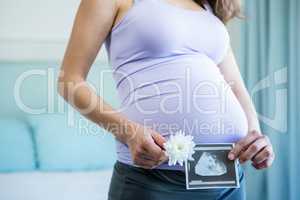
[0,169,112,200]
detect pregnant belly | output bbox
[115,54,248,143]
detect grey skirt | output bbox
[108,161,246,200]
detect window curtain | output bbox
[239,0,299,199]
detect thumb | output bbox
[151,132,166,149]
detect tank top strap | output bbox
[133,0,143,4]
[203,1,213,13]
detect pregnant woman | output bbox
[58,0,275,199]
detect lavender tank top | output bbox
[105,0,248,170]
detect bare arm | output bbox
[219,47,275,169]
[58,0,166,169]
[218,48,260,132]
[59,0,128,141]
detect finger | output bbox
[252,156,274,170]
[252,146,274,164]
[157,151,168,163]
[151,132,166,149]
[239,136,268,163]
[141,148,167,163]
[133,146,161,168]
[143,149,166,165]
[149,154,168,169]
[252,160,267,170]
[140,152,167,166]
[228,130,262,160]
[143,140,166,161]
[134,157,158,169]
[139,153,156,161]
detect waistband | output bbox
[113,160,244,189]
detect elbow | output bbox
[231,87,242,99]
[57,75,68,101]
[57,71,85,102]
[57,69,66,99]
[231,86,239,96]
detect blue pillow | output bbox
[0,119,36,172]
[28,113,117,171]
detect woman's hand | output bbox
[228,130,275,169]
[219,49,275,169]
[125,122,168,169]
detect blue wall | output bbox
[0,61,119,117]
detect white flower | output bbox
[163,130,196,166]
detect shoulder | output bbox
[79,0,120,14]
[116,0,135,11]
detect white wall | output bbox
[0,0,241,62]
[0,0,107,62]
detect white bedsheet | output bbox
[0,170,113,200]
